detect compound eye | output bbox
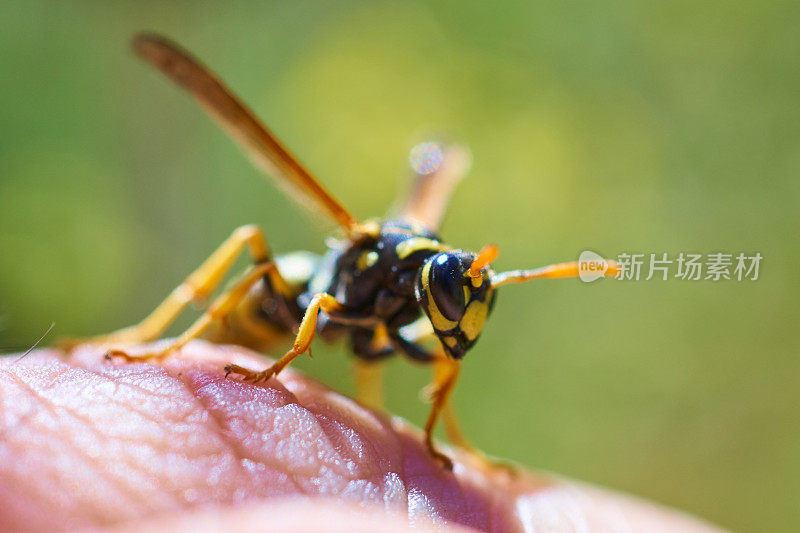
[429,253,467,321]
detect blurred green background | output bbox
[1,1,798,530]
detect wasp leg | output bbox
[224,293,342,383]
[398,320,474,446]
[423,354,461,470]
[62,224,286,350]
[107,261,276,362]
[441,401,475,452]
[354,359,384,409]
[439,399,517,476]
[349,323,396,410]
[396,319,513,471]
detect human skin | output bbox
[0,341,725,532]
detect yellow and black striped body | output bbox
[209,219,496,363]
[304,220,450,361]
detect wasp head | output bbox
[415,245,498,359]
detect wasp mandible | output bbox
[67,33,618,469]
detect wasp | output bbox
[67,33,617,469]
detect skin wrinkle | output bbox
[56,367,192,462]
[34,363,195,512]
[0,379,55,492]
[232,394,314,494]
[99,367,178,402]
[5,354,271,522]
[167,369,256,479]
[37,390,170,499]
[282,373,411,509]
[3,368,63,422]
[317,418,362,467]
[208,363,393,502]
[171,368,305,494]
[0,373,64,521]
[301,407,378,477]
[309,413,362,468]
[98,365,235,435]
[286,376,409,484]
[0,342,727,532]
[0,362,148,527]
[236,374,358,493]
[81,367,248,510]
[119,389,243,498]
[145,369,297,501]
[170,344,500,524]
[3,344,506,528]
[271,402,355,492]
[303,398,410,509]
[304,419,360,489]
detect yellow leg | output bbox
[441,392,516,475]
[442,401,476,453]
[423,355,461,470]
[62,224,284,350]
[354,359,384,409]
[401,319,488,457]
[423,352,516,477]
[108,262,275,362]
[224,292,342,383]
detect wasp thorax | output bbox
[415,251,496,359]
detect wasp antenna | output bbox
[469,243,499,279]
[490,260,619,288]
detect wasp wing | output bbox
[132,33,360,234]
[396,141,471,231]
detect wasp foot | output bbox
[461,448,519,479]
[224,362,281,383]
[104,347,173,363]
[425,440,454,471]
